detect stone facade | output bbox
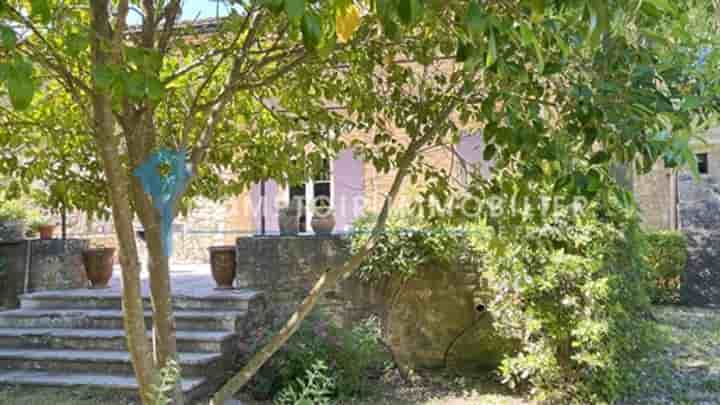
[633,130,720,307]
[634,161,677,230]
[677,173,720,307]
[235,235,513,371]
[68,132,487,264]
[70,198,251,264]
[0,239,88,308]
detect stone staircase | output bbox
[0,287,267,401]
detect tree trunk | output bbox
[89,1,155,403]
[126,112,183,404]
[143,213,182,404]
[210,135,424,404]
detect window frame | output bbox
[288,160,334,233]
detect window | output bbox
[697,153,709,174]
[288,160,332,232]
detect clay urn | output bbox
[209,246,236,290]
[278,206,300,235]
[38,224,55,240]
[82,247,115,289]
[310,208,335,235]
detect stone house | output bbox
[634,128,720,307]
[74,131,487,263]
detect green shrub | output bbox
[353,200,655,402]
[246,311,387,402]
[351,211,471,281]
[274,360,336,405]
[0,200,28,222]
[643,231,688,305]
[474,202,655,403]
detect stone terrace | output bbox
[0,265,267,401]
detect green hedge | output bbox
[644,231,688,305]
[351,205,656,402]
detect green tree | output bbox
[1,1,718,404]
[1,1,366,402]
[213,1,720,402]
[0,84,108,237]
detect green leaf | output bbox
[0,25,16,49]
[381,16,399,39]
[7,59,34,110]
[93,65,115,89]
[284,0,305,19]
[65,32,88,57]
[486,29,497,67]
[301,13,321,49]
[645,0,675,14]
[456,41,473,62]
[681,95,703,111]
[258,0,284,13]
[398,0,422,26]
[465,1,485,33]
[30,0,51,23]
[528,0,544,21]
[147,78,165,102]
[124,71,147,100]
[588,0,609,48]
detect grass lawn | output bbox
[0,305,718,404]
[618,306,720,405]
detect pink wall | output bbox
[333,148,365,232]
[457,132,491,178]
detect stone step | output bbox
[0,370,207,400]
[0,328,237,353]
[19,288,265,312]
[0,309,243,332]
[0,349,224,378]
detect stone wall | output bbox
[69,198,251,264]
[634,161,676,230]
[678,173,720,307]
[235,235,513,371]
[0,239,88,308]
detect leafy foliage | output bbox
[469,195,654,403]
[148,358,181,405]
[0,199,42,226]
[0,200,29,222]
[274,360,336,405]
[248,312,387,402]
[644,231,688,305]
[351,210,470,281]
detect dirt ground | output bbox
[0,305,718,405]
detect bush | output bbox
[246,312,387,403]
[351,211,470,281]
[474,202,655,403]
[0,200,28,222]
[275,360,336,405]
[643,231,688,305]
[0,199,44,237]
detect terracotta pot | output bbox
[82,248,115,289]
[311,212,335,235]
[38,224,55,240]
[0,220,25,241]
[278,207,300,235]
[209,246,236,289]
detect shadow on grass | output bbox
[619,305,720,405]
